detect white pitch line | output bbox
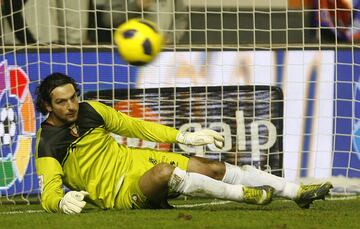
[175,200,231,208]
[328,195,359,201]
[0,209,44,215]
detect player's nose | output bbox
[67,100,77,111]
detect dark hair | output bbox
[35,73,80,115]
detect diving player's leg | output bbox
[221,162,299,199]
[186,157,281,204]
[186,155,293,191]
[121,148,272,207]
[138,163,273,206]
[187,157,332,207]
[188,156,299,198]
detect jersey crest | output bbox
[69,123,80,138]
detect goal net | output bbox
[0,0,359,203]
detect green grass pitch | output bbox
[0,196,359,229]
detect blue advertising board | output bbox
[334,50,360,177]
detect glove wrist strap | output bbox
[176,131,187,143]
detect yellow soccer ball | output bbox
[114,18,164,66]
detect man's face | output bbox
[46,83,79,126]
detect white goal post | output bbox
[0,0,359,204]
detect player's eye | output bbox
[70,94,77,101]
[56,100,67,105]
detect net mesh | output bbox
[0,0,359,203]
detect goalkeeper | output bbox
[35,73,333,214]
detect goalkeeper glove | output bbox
[59,191,89,214]
[176,129,224,148]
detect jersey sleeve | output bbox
[35,131,64,213]
[35,157,64,212]
[86,100,179,143]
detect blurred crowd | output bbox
[0,0,189,45]
[0,0,358,46]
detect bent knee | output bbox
[152,163,175,181]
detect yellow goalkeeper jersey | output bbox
[35,101,179,212]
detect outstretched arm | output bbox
[87,100,179,143]
[87,100,224,147]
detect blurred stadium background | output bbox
[0,0,360,205]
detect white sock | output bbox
[222,163,299,199]
[169,167,245,202]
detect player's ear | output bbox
[45,102,53,112]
